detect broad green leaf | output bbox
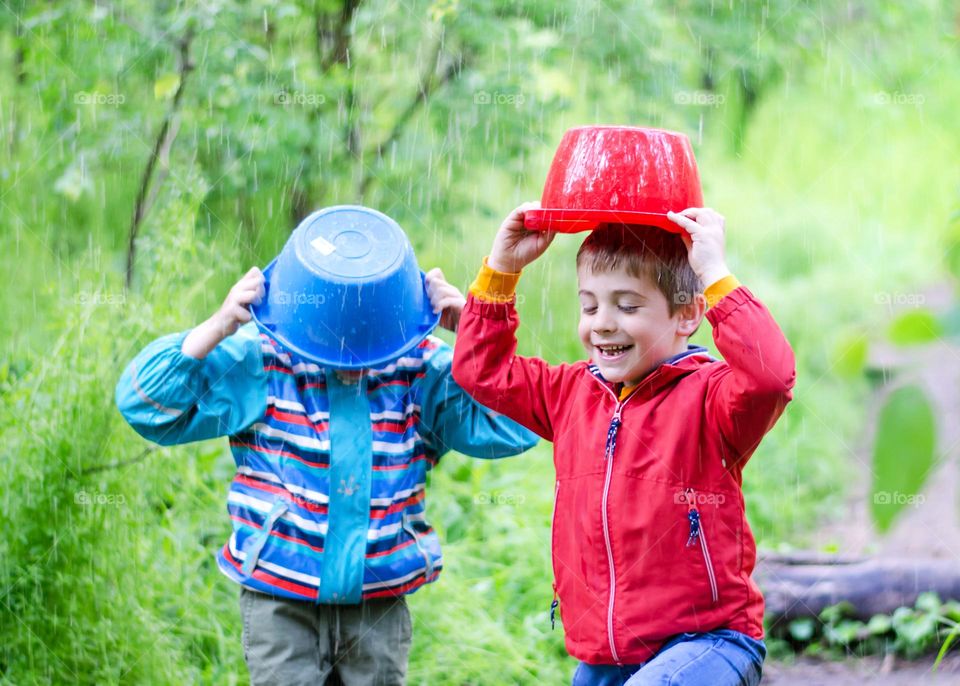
[942,601,960,622]
[867,614,893,635]
[893,610,937,648]
[871,385,936,533]
[788,617,816,642]
[819,601,854,624]
[887,309,943,346]
[825,619,865,646]
[916,591,942,614]
[154,73,181,101]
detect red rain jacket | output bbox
[452,286,795,665]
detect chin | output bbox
[595,366,627,383]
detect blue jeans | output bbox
[571,630,765,686]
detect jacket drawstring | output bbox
[550,584,559,629]
[604,414,622,460]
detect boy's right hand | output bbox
[182,267,264,360]
[212,266,265,337]
[488,202,556,273]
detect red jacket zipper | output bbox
[684,488,719,604]
[593,378,641,664]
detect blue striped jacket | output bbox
[116,323,537,603]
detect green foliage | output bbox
[887,310,944,346]
[870,385,937,533]
[0,174,246,683]
[772,593,960,661]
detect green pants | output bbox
[240,587,412,686]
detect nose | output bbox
[591,305,617,334]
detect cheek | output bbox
[577,317,591,348]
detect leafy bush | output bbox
[768,593,960,663]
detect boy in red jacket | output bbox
[452,203,795,685]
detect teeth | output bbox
[598,345,630,352]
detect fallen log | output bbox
[756,552,960,620]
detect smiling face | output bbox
[577,264,697,386]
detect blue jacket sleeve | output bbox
[419,340,539,459]
[115,322,268,446]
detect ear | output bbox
[675,293,707,337]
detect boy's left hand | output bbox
[425,268,466,333]
[667,208,731,287]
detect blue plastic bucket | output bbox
[250,205,439,369]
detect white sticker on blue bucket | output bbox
[311,236,336,256]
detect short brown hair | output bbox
[576,225,701,314]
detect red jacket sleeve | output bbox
[451,295,569,442]
[705,286,796,464]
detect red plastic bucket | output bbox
[524,126,704,233]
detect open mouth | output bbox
[595,344,634,360]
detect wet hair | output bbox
[576,225,702,315]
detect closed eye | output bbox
[619,305,640,313]
[581,306,597,315]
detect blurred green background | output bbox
[1,0,959,683]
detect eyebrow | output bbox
[578,289,647,299]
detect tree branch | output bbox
[357,43,465,200]
[289,0,362,225]
[80,447,156,476]
[125,28,194,287]
[316,0,361,74]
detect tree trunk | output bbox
[756,552,960,620]
[125,30,194,287]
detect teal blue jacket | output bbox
[116,323,538,602]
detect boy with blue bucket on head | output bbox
[452,202,796,685]
[116,205,538,685]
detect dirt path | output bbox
[765,284,960,683]
[765,652,960,685]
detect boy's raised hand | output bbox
[667,208,731,287]
[182,267,264,359]
[215,266,266,336]
[425,268,466,333]
[488,202,557,273]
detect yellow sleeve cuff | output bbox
[469,257,521,303]
[704,274,741,308]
